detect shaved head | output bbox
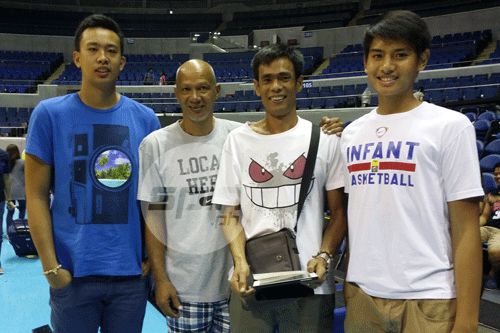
[174,59,220,135]
[176,59,217,86]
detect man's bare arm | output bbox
[25,153,71,288]
[220,205,253,296]
[449,198,482,333]
[307,188,347,281]
[141,201,181,318]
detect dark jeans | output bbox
[0,201,5,266]
[6,199,26,230]
[229,291,335,333]
[50,276,149,333]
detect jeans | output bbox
[50,276,149,333]
[0,201,5,267]
[6,199,26,230]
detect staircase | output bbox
[473,41,497,65]
[44,63,66,84]
[312,58,330,76]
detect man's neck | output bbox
[78,84,119,110]
[251,111,298,135]
[377,93,421,115]
[180,117,215,136]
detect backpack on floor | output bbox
[7,219,38,257]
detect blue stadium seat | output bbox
[465,112,476,122]
[482,172,497,193]
[480,154,500,172]
[333,307,346,333]
[485,139,500,155]
[477,140,484,156]
[474,119,491,141]
[478,111,497,122]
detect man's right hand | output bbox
[230,263,255,297]
[155,280,182,318]
[46,268,72,289]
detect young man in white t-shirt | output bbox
[340,10,483,332]
[212,44,347,332]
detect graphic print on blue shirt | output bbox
[346,140,420,187]
[71,124,133,224]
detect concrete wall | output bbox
[0,33,192,62]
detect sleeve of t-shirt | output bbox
[212,134,242,206]
[137,134,165,203]
[442,122,484,201]
[25,103,53,165]
[325,135,346,191]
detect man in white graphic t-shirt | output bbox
[212,44,347,333]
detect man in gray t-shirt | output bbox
[138,60,237,332]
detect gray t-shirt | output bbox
[138,118,241,302]
[9,159,25,200]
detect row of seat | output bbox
[0,107,32,127]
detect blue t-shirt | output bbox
[26,93,160,277]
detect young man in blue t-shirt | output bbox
[25,14,160,333]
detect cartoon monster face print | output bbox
[244,152,314,209]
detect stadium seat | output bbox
[474,119,491,141]
[480,154,500,172]
[482,172,497,193]
[485,139,500,155]
[478,111,497,122]
[465,112,476,122]
[333,307,346,333]
[477,140,484,156]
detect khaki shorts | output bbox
[481,226,500,266]
[344,282,456,333]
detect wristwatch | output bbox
[313,251,333,265]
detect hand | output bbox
[46,268,73,289]
[230,263,255,297]
[155,279,182,318]
[306,257,328,288]
[319,116,343,137]
[7,201,16,210]
[141,260,150,277]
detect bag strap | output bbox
[295,124,320,231]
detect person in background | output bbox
[5,144,26,231]
[159,72,167,85]
[480,162,500,290]
[144,67,156,85]
[0,146,9,274]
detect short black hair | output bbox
[494,162,500,170]
[74,14,124,53]
[251,44,304,80]
[363,10,431,60]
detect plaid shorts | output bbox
[167,299,230,333]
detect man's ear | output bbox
[73,51,81,69]
[296,75,304,93]
[119,56,126,72]
[253,79,261,97]
[418,49,430,72]
[215,84,221,97]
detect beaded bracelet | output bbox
[43,264,62,276]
